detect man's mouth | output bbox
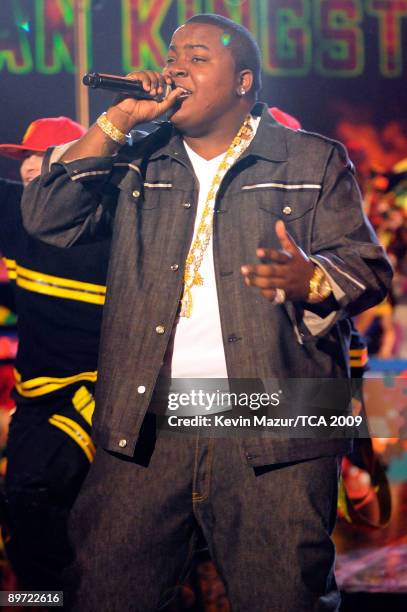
[177,87,192,99]
[168,87,193,116]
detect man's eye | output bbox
[166,57,175,64]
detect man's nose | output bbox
[173,68,187,77]
[166,64,188,79]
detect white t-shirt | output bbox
[166,143,229,379]
[155,116,262,401]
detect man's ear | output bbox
[237,69,254,96]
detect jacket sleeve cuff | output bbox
[298,258,343,338]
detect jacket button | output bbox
[155,325,165,335]
[182,202,191,209]
[118,439,127,448]
[137,385,146,394]
[246,453,257,460]
[228,334,242,343]
[132,190,140,198]
[282,205,292,215]
[170,264,179,271]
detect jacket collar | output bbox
[148,102,288,163]
[244,102,288,162]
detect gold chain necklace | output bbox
[180,115,254,318]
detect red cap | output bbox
[269,107,302,130]
[0,116,86,160]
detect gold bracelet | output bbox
[96,112,127,145]
[307,265,333,303]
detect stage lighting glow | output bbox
[18,21,30,33]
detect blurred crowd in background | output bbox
[335,113,407,361]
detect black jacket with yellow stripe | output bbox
[0,177,110,460]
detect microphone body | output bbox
[82,72,172,102]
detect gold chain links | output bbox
[96,112,128,145]
[180,115,254,317]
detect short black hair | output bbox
[185,13,262,95]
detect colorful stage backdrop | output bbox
[1,0,406,179]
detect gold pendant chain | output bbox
[180,115,255,318]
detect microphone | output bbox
[82,72,172,102]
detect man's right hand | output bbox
[106,70,188,133]
[61,71,187,163]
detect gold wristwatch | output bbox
[307,265,333,303]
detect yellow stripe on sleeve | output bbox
[49,414,96,463]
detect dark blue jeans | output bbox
[66,418,341,612]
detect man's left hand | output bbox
[241,220,314,303]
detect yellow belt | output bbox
[15,369,98,398]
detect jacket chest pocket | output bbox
[241,184,321,247]
[138,182,173,209]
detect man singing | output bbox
[23,14,391,612]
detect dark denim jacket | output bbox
[22,104,392,465]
